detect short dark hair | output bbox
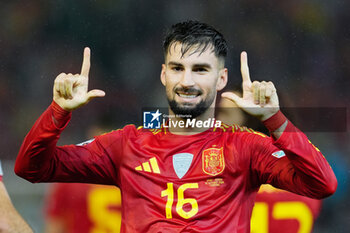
[163,20,228,61]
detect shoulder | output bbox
[95,124,156,143]
[95,124,139,138]
[119,124,160,137]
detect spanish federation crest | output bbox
[202,147,225,176]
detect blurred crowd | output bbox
[0,0,349,232]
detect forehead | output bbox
[165,42,220,67]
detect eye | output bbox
[193,67,208,73]
[171,66,183,71]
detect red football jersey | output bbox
[45,183,121,233]
[251,184,322,233]
[15,103,337,233]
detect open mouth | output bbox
[174,87,202,102]
[177,93,200,98]
[175,88,202,99]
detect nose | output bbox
[179,70,195,87]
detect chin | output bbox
[168,100,209,119]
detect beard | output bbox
[167,87,216,119]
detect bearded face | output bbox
[161,42,227,119]
[167,85,216,119]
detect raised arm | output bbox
[223,52,337,198]
[14,49,119,185]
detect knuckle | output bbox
[252,81,260,86]
[56,80,63,85]
[58,72,66,77]
[55,73,66,82]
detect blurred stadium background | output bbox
[0,0,349,232]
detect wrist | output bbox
[262,110,287,132]
[51,101,71,128]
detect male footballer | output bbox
[15,21,337,233]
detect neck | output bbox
[167,108,216,135]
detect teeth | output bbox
[179,93,197,98]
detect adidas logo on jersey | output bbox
[135,157,160,174]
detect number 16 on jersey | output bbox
[161,182,199,219]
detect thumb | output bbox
[221,92,245,108]
[87,89,106,100]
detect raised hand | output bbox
[53,47,105,111]
[221,52,279,121]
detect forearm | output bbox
[270,120,287,139]
[262,110,287,140]
[0,183,33,233]
[15,102,118,184]
[269,121,337,198]
[0,212,33,233]
[15,102,71,182]
[253,111,337,198]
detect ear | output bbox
[160,64,166,86]
[216,68,228,91]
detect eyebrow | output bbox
[193,63,212,69]
[167,61,212,69]
[168,61,183,67]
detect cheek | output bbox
[164,73,179,86]
[166,85,173,95]
[164,81,176,98]
[197,75,218,94]
[164,73,181,92]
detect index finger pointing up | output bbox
[81,47,91,77]
[240,51,252,85]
